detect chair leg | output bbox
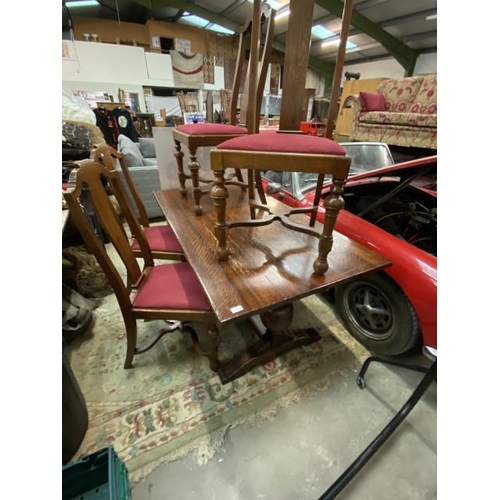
[318,357,437,500]
[254,170,267,204]
[123,318,138,369]
[188,147,203,215]
[174,140,187,196]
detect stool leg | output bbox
[188,147,203,215]
[174,140,187,196]
[318,359,437,500]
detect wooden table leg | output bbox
[217,303,320,384]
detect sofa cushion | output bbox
[378,76,424,113]
[143,158,157,166]
[359,92,386,112]
[410,74,437,114]
[359,111,437,128]
[138,137,156,158]
[118,134,144,167]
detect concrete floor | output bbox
[131,347,436,500]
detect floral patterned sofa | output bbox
[348,74,437,149]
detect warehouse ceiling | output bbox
[63,0,437,75]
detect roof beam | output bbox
[134,0,241,31]
[315,0,420,73]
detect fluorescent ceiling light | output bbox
[182,14,209,28]
[207,24,235,35]
[322,39,357,49]
[182,14,235,35]
[248,0,285,10]
[275,8,290,21]
[311,25,336,40]
[65,0,100,7]
[426,14,437,20]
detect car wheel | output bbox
[334,272,421,356]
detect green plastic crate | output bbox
[62,447,131,500]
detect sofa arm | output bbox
[345,94,362,120]
[138,137,157,159]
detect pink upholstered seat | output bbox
[91,144,185,261]
[217,132,347,155]
[130,225,184,254]
[132,262,211,310]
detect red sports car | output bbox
[261,152,437,356]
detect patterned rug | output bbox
[67,288,369,483]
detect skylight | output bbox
[321,39,357,50]
[311,25,335,40]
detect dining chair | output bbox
[90,143,185,262]
[176,91,200,115]
[63,158,220,371]
[209,0,354,276]
[172,0,275,215]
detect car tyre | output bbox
[334,272,421,356]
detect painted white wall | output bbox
[414,53,438,75]
[62,41,437,113]
[342,52,437,81]
[62,41,225,113]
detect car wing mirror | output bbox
[266,182,282,194]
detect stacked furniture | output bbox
[349,74,437,149]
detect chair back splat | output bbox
[90,143,185,262]
[171,0,275,215]
[209,0,355,276]
[64,160,219,371]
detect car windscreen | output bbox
[342,143,395,175]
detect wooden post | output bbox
[279,0,315,131]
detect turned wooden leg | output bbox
[314,179,345,275]
[188,147,203,215]
[174,140,187,196]
[123,317,137,369]
[210,168,230,261]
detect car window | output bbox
[297,173,320,194]
[263,143,396,198]
[263,171,293,190]
[342,144,394,175]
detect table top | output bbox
[154,187,390,326]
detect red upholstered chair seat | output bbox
[132,262,212,310]
[130,225,183,254]
[176,123,247,135]
[217,132,347,155]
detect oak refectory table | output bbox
[154,186,390,383]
